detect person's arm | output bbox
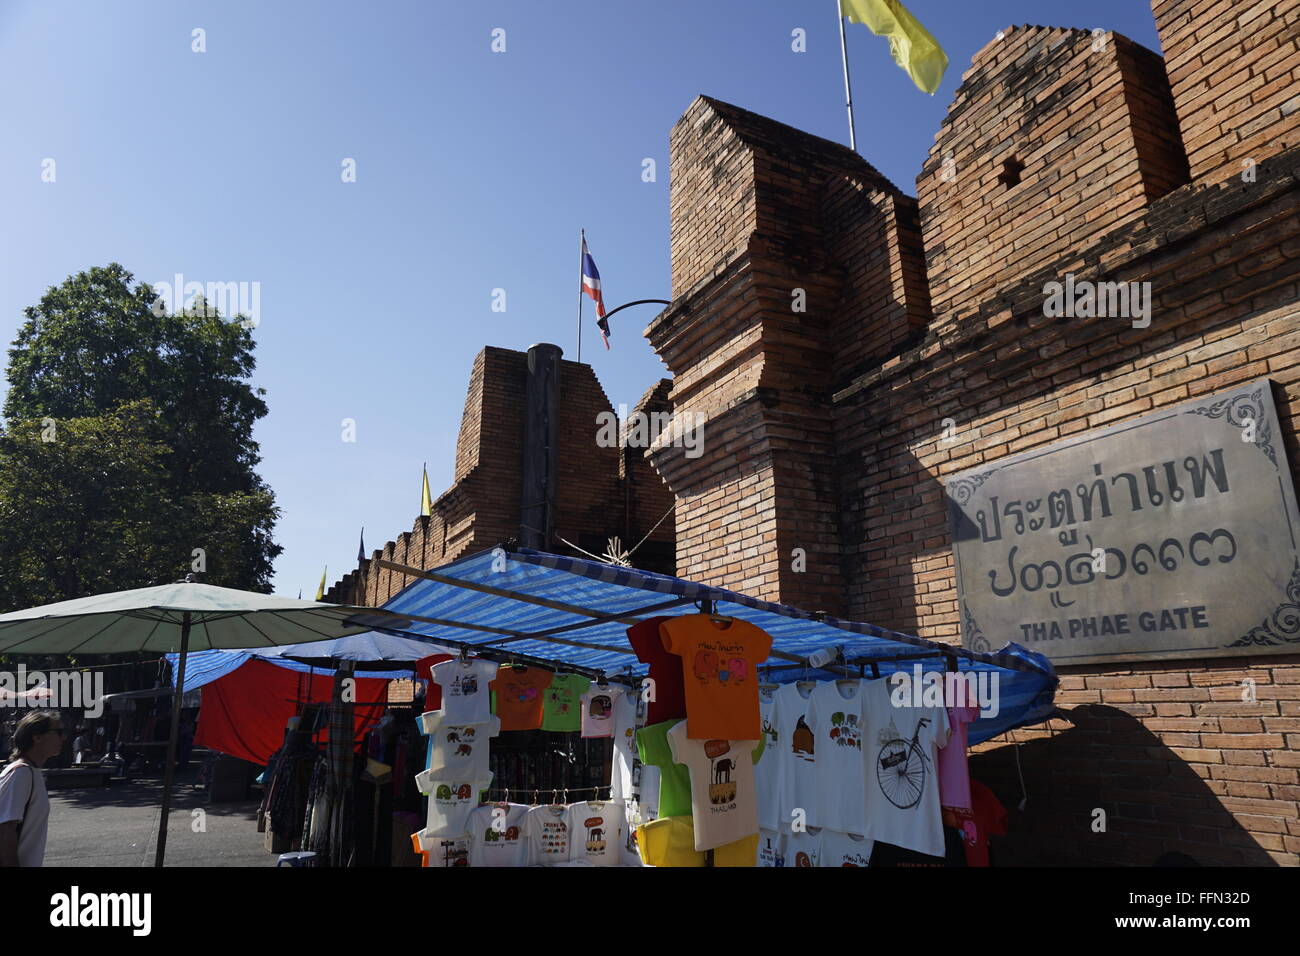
[0,822,19,868]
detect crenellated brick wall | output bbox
[1152,0,1300,186]
[323,346,676,606]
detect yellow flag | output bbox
[840,0,947,95]
[420,464,432,517]
[315,566,327,601]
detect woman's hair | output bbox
[8,711,62,762]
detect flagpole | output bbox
[837,2,857,151]
[576,228,585,363]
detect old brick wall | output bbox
[650,8,1300,864]
[1152,0,1300,186]
[324,345,676,605]
[917,27,1189,331]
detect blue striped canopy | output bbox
[380,548,1058,745]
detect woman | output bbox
[0,711,64,867]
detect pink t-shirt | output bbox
[937,681,980,814]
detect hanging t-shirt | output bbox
[413,830,470,867]
[636,719,693,817]
[610,690,640,801]
[540,674,591,732]
[430,659,498,724]
[666,721,759,852]
[417,773,492,837]
[755,685,780,831]
[467,803,529,867]
[966,779,1008,867]
[639,765,661,817]
[490,666,553,732]
[524,804,572,865]
[658,615,772,740]
[819,829,874,868]
[568,800,624,867]
[784,828,822,868]
[626,616,687,724]
[580,684,623,738]
[939,680,981,825]
[807,680,868,834]
[420,713,500,778]
[756,828,784,868]
[636,816,758,867]
[863,678,950,857]
[638,720,766,821]
[774,681,818,831]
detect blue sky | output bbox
[0,1,1163,597]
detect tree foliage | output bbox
[0,264,282,611]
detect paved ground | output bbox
[44,768,273,867]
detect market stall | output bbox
[364,546,1058,868]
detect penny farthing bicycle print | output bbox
[875,716,932,809]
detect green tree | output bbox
[0,264,282,606]
[5,263,268,497]
[0,401,281,613]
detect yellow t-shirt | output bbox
[637,816,758,867]
[658,615,772,740]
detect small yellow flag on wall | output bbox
[420,463,433,517]
[315,566,327,602]
[840,0,948,95]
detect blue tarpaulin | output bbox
[166,631,454,690]
[378,547,1058,746]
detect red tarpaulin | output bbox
[194,658,390,766]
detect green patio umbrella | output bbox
[0,577,406,866]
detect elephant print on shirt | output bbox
[694,649,718,682]
[712,757,735,785]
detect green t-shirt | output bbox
[540,673,591,732]
[637,719,764,818]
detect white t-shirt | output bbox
[580,684,623,738]
[414,830,470,867]
[807,680,868,834]
[819,829,874,868]
[755,686,780,831]
[863,678,950,857]
[638,765,661,818]
[567,800,624,867]
[774,682,818,831]
[665,721,759,852]
[467,803,528,867]
[524,804,573,865]
[416,773,492,838]
[430,659,498,723]
[621,800,647,867]
[784,828,822,868]
[610,691,639,800]
[420,712,500,777]
[0,760,48,867]
[757,828,783,868]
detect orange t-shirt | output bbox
[658,615,772,740]
[490,666,554,731]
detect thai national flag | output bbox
[581,236,610,349]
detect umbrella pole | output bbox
[154,611,190,867]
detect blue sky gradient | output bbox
[0,1,1164,596]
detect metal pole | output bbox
[576,228,585,364]
[154,611,189,867]
[838,5,857,151]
